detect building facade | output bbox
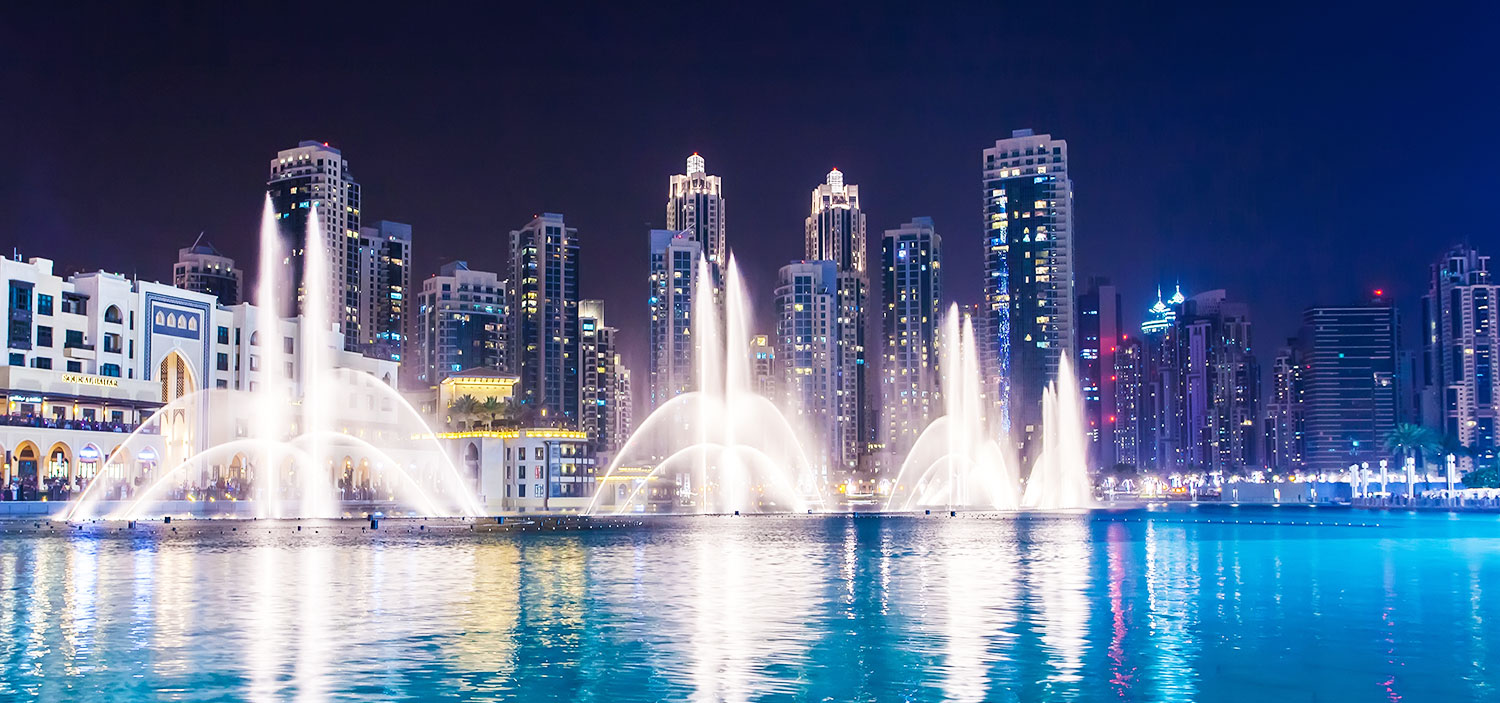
[647,229,700,410]
[1264,341,1305,473]
[1112,334,1146,468]
[1422,245,1498,465]
[667,154,726,281]
[267,140,361,349]
[1,255,396,501]
[1078,277,1120,470]
[173,240,242,305]
[1299,300,1399,473]
[356,220,412,363]
[776,260,840,475]
[461,428,596,512]
[804,169,871,470]
[579,300,626,456]
[416,261,505,389]
[881,217,942,456]
[1162,290,1260,473]
[509,213,580,428]
[982,129,1076,459]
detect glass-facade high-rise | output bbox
[1078,277,1120,470]
[805,169,871,469]
[881,217,942,456]
[415,260,505,388]
[647,229,701,410]
[356,220,412,363]
[580,299,625,455]
[509,213,580,427]
[776,260,840,476]
[982,129,1075,459]
[267,140,361,349]
[1423,245,1499,467]
[1299,300,1400,473]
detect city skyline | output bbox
[6,4,1491,389]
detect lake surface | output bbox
[2,507,1498,702]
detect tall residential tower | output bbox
[267,140,361,349]
[982,130,1076,459]
[805,168,871,470]
[509,213,581,427]
[881,217,942,456]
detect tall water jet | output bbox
[254,194,287,518]
[65,195,485,521]
[587,253,824,515]
[299,204,339,518]
[1021,356,1092,509]
[886,304,1018,511]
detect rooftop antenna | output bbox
[190,230,206,249]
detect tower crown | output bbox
[827,168,844,193]
[686,153,705,176]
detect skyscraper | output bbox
[667,153,726,276]
[647,229,701,409]
[356,220,412,363]
[1265,340,1306,473]
[776,260,840,475]
[1162,290,1260,472]
[415,261,505,388]
[579,300,624,454]
[805,169,871,469]
[613,361,634,452]
[881,217,942,456]
[510,213,580,427]
[1141,286,1184,469]
[1113,334,1146,468]
[1422,245,1498,465]
[267,140,361,348]
[1298,299,1399,473]
[1078,277,1120,470]
[173,239,242,305]
[982,129,1076,458]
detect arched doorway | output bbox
[106,445,133,500]
[465,442,481,485]
[13,442,38,500]
[159,351,196,404]
[46,442,72,495]
[77,443,102,485]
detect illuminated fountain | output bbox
[587,254,825,514]
[64,198,483,521]
[885,304,1090,511]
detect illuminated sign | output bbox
[62,373,120,388]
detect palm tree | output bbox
[448,394,480,430]
[1384,424,1438,466]
[479,397,504,431]
[499,397,524,429]
[1384,424,1438,501]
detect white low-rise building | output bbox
[1,256,397,502]
[446,429,596,513]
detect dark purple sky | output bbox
[3,3,1497,378]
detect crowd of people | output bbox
[0,413,143,434]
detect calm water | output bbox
[2,507,1498,702]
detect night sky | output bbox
[3,4,1496,383]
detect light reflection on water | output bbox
[0,508,1497,702]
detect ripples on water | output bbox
[1,508,1497,702]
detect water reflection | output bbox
[0,510,1495,702]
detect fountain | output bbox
[63,198,483,521]
[885,304,1091,511]
[586,254,825,514]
